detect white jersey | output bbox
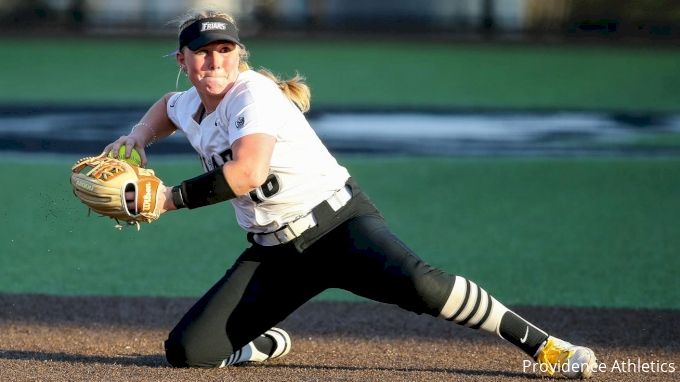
[167,70,350,233]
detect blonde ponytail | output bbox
[256,68,311,113]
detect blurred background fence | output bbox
[1,0,679,43]
[1,0,679,156]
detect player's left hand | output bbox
[70,156,168,230]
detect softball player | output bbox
[104,9,597,378]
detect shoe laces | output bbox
[536,338,575,376]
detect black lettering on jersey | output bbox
[220,148,233,163]
[249,191,262,203]
[248,173,281,204]
[210,148,233,169]
[199,154,212,172]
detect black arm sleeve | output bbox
[174,166,237,210]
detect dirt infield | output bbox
[1,294,678,381]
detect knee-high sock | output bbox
[219,335,274,367]
[438,276,548,357]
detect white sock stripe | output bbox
[470,291,494,329]
[461,287,488,327]
[438,277,511,337]
[221,348,241,367]
[266,328,289,358]
[438,276,469,320]
[449,280,477,323]
[229,349,240,366]
[222,340,269,366]
[458,283,483,325]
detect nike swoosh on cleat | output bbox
[520,327,529,343]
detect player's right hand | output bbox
[103,135,149,168]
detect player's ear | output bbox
[176,51,186,69]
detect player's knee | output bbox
[165,337,191,368]
[164,336,222,368]
[410,269,455,313]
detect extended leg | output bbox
[438,275,597,378]
[325,215,597,379]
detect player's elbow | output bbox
[224,165,269,196]
[242,168,269,192]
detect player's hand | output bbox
[126,184,174,214]
[103,135,149,168]
[125,190,135,212]
[71,156,164,230]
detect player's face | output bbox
[180,41,240,98]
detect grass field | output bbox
[1,36,678,309]
[1,37,679,112]
[1,156,678,309]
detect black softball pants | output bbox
[165,188,455,368]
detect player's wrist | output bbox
[160,185,177,212]
[130,122,157,148]
[171,185,186,210]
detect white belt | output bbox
[253,185,353,246]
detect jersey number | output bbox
[200,149,280,203]
[200,149,233,172]
[249,174,281,203]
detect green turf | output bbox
[1,37,679,112]
[1,156,678,309]
[624,133,680,147]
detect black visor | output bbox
[179,17,242,51]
